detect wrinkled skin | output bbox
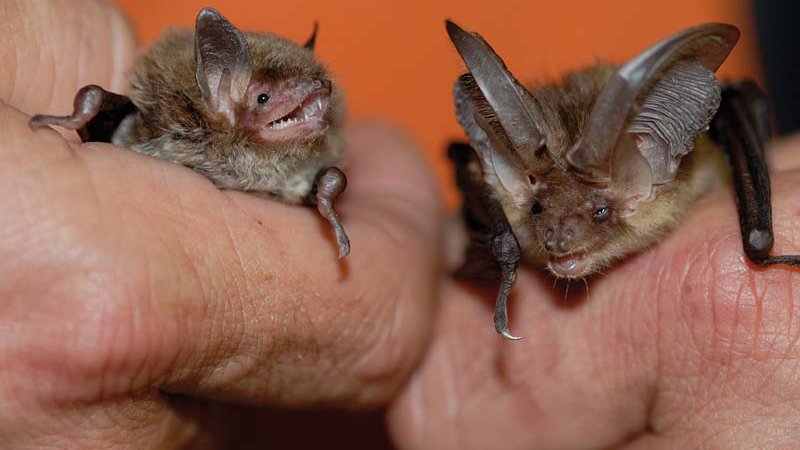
[389,137,800,448]
[3,1,800,449]
[0,1,441,447]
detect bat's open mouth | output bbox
[547,251,590,278]
[265,79,331,138]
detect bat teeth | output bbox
[301,97,325,121]
[269,116,305,130]
[269,94,327,130]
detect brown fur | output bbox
[113,30,346,202]
[457,66,729,277]
[520,68,728,274]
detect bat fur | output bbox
[30,8,350,257]
[446,21,799,339]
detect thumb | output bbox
[0,0,136,116]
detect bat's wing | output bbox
[29,85,136,143]
[710,81,800,267]
[448,141,522,339]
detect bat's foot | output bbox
[29,85,107,137]
[29,85,134,143]
[490,226,522,340]
[315,166,350,259]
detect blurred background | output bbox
[108,1,797,447]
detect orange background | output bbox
[112,0,759,205]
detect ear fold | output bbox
[195,8,252,124]
[626,58,723,184]
[304,22,319,51]
[567,23,739,206]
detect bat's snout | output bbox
[543,217,583,255]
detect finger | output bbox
[0,0,136,116]
[389,171,800,448]
[181,122,443,407]
[9,108,443,410]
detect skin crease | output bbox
[389,135,800,449]
[0,0,441,447]
[2,1,800,449]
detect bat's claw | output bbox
[30,85,107,133]
[494,303,523,340]
[497,327,523,340]
[28,85,135,143]
[335,229,351,259]
[490,227,522,341]
[315,166,350,259]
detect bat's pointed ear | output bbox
[446,21,545,160]
[567,23,739,209]
[447,20,547,204]
[303,22,319,51]
[195,7,252,125]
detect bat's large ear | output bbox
[566,23,739,212]
[303,22,319,51]
[195,8,252,125]
[446,20,547,204]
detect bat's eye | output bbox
[593,206,610,221]
[531,201,543,215]
[257,93,270,104]
[528,175,538,186]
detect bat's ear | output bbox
[195,7,252,125]
[567,23,739,212]
[303,22,319,51]
[447,20,547,204]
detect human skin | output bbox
[4,1,800,449]
[388,141,800,448]
[0,0,442,448]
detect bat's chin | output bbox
[258,86,330,142]
[546,251,591,278]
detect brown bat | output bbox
[30,7,350,258]
[446,21,800,339]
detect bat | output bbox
[445,21,800,339]
[29,7,350,259]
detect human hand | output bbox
[0,1,442,447]
[388,135,800,449]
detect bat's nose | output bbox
[311,78,332,92]
[544,225,575,254]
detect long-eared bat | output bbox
[445,21,800,339]
[30,8,350,258]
